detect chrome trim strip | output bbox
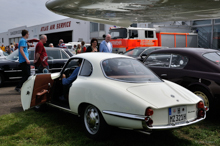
[103,110,146,120]
[9,77,22,79]
[47,103,78,115]
[4,70,22,72]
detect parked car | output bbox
[124,47,168,61]
[0,50,9,59]
[143,48,220,110]
[21,53,207,139]
[0,47,73,86]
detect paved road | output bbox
[0,81,23,116]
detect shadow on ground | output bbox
[0,106,210,146]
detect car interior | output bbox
[31,58,81,109]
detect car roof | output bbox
[71,52,133,62]
[28,47,63,51]
[149,47,219,55]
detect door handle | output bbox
[161,74,167,77]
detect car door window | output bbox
[46,50,61,60]
[63,59,80,78]
[171,54,188,68]
[79,59,93,76]
[29,50,34,60]
[61,50,69,59]
[144,54,171,67]
[142,48,156,56]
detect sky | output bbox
[0,0,68,33]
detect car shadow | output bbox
[0,106,202,145]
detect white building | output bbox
[0,18,92,47]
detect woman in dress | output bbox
[86,38,98,52]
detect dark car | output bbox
[123,47,168,61]
[0,47,73,86]
[143,47,220,110]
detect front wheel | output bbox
[82,105,108,139]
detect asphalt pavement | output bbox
[0,81,23,116]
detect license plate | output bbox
[169,106,187,124]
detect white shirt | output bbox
[106,41,111,52]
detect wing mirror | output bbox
[141,54,147,59]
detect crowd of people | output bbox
[12,29,113,93]
[0,43,18,55]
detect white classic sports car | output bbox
[21,53,207,139]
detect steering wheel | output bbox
[63,67,76,78]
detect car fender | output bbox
[68,78,150,129]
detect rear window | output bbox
[47,50,61,59]
[102,58,162,83]
[64,49,73,57]
[203,52,220,63]
[124,48,144,57]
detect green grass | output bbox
[0,108,220,146]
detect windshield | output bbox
[203,52,220,63]
[6,49,19,60]
[102,58,162,83]
[124,48,145,57]
[109,28,127,39]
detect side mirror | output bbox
[141,54,147,59]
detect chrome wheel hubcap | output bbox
[194,91,209,108]
[84,105,100,135]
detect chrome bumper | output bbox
[103,110,206,130]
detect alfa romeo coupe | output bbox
[21,53,207,139]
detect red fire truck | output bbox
[109,27,198,53]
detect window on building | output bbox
[2,38,4,43]
[193,20,211,25]
[145,31,154,38]
[213,25,220,49]
[80,59,93,76]
[129,30,138,38]
[215,19,220,24]
[193,26,212,48]
[100,24,105,31]
[90,22,98,32]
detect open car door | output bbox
[21,74,54,111]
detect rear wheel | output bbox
[190,86,213,110]
[82,104,108,139]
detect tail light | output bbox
[145,108,154,116]
[197,101,205,119]
[145,117,153,127]
[197,101,204,109]
[198,109,205,118]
